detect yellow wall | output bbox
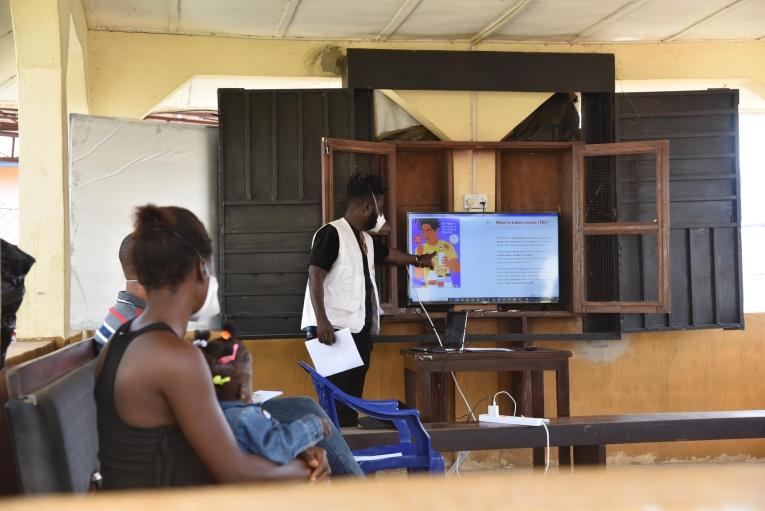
[248,314,765,466]
[85,33,765,118]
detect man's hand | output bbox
[299,447,331,482]
[420,252,436,269]
[317,319,336,345]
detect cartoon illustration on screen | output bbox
[412,217,461,288]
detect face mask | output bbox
[190,264,220,322]
[367,192,387,234]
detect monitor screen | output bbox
[407,212,559,305]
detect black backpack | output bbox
[1,239,35,367]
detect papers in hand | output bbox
[304,328,364,377]
[251,390,283,404]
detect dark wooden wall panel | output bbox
[689,228,715,325]
[617,90,743,331]
[714,227,740,324]
[668,230,691,327]
[276,94,300,201]
[394,149,451,306]
[218,89,373,338]
[581,92,620,333]
[252,94,274,201]
[219,92,247,201]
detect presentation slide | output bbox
[408,213,559,304]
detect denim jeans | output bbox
[220,401,325,465]
[261,396,364,477]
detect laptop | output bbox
[427,311,468,352]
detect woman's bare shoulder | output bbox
[145,330,208,372]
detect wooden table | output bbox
[401,347,572,466]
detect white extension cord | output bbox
[481,390,551,474]
[406,267,550,475]
[406,266,474,477]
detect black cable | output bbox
[456,396,490,423]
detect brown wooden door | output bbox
[574,140,670,314]
[321,137,398,313]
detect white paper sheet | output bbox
[251,390,283,404]
[304,328,364,377]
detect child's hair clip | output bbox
[220,330,232,341]
[218,343,239,365]
[192,339,208,348]
[212,375,231,386]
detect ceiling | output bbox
[1,0,764,109]
[83,0,765,43]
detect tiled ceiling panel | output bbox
[493,0,625,41]
[578,0,739,42]
[393,0,511,39]
[84,0,174,32]
[673,1,765,41]
[179,0,287,37]
[285,0,403,38]
[83,0,765,42]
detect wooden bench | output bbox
[342,411,765,466]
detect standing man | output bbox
[302,174,434,427]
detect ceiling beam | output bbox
[376,0,422,41]
[167,0,182,34]
[275,0,301,38]
[662,0,746,42]
[569,0,650,43]
[470,0,532,46]
[80,0,96,28]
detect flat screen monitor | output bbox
[407,212,559,305]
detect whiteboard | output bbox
[69,114,219,330]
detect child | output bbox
[197,336,363,476]
[197,337,331,464]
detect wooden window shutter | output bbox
[574,140,671,314]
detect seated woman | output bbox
[198,337,363,477]
[95,204,330,489]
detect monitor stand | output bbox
[427,346,460,353]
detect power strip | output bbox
[478,414,550,426]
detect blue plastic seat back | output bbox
[302,363,341,427]
[298,361,444,474]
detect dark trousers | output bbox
[327,328,372,427]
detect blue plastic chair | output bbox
[298,361,445,475]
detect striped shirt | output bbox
[95,291,145,347]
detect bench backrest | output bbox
[6,359,99,493]
[0,339,99,495]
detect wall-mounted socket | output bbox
[463,193,488,211]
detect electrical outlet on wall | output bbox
[463,193,488,211]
